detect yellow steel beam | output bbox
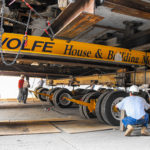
[64,97,96,113]
[1,33,150,66]
[29,90,53,101]
[30,89,95,112]
[53,74,116,85]
[53,69,150,85]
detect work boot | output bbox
[125,125,134,136]
[141,127,150,136]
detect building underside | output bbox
[0,0,150,78]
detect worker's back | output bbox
[117,96,149,120]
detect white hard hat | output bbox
[129,85,139,93]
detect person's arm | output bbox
[112,99,125,112]
[115,98,125,111]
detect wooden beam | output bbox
[133,43,150,51]
[121,29,150,49]
[93,24,124,32]
[1,58,120,70]
[51,0,104,39]
[0,70,69,78]
[104,0,150,20]
[56,12,104,39]
[52,0,95,33]
[105,0,150,13]
[112,6,150,20]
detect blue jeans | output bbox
[17,88,24,102]
[122,113,149,128]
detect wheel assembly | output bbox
[82,89,96,95]
[100,91,128,126]
[34,86,42,98]
[53,88,73,108]
[79,93,91,119]
[46,87,61,105]
[74,88,85,95]
[83,92,101,119]
[98,88,107,94]
[139,90,150,114]
[95,91,110,123]
[139,90,149,104]
[73,89,95,100]
[37,88,49,101]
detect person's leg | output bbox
[20,88,24,102]
[138,113,150,135]
[122,116,137,128]
[17,88,22,102]
[122,117,136,136]
[23,88,28,104]
[142,113,149,128]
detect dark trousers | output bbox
[23,88,28,103]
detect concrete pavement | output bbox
[0,128,149,150]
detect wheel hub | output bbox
[59,93,72,106]
[111,97,123,121]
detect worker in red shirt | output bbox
[17,74,24,103]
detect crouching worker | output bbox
[115,85,150,136]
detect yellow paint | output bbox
[29,90,53,101]
[112,105,119,112]
[2,33,150,66]
[31,89,96,112]
[53,70,150,85]
[131,70,150,85]
[64,97,96,113]
[53,74,116,85]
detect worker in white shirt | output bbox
[114,85,150,136]
[37,78,44,88]
[23,76,30,104]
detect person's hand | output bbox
[113,105,118,112]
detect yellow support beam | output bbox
[1,33,150,66]
[30,90,96,112]
[53,74,116,85]
[63,97,96,113]
[53,69,150,85]
[29,90,53,101]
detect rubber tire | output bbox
[37,88,49,102]
[74,89,85,95]
[139,91,150,115]
[98,88,107,94]
[34,86,42,98]
[101,91,128,126]
[53,88,73,108]
[46,88,61,105]
[83,92,101,119]
[139,91,149,104]
[79,93,91,119]
[95,91,110,123]
[81,89,96,95]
